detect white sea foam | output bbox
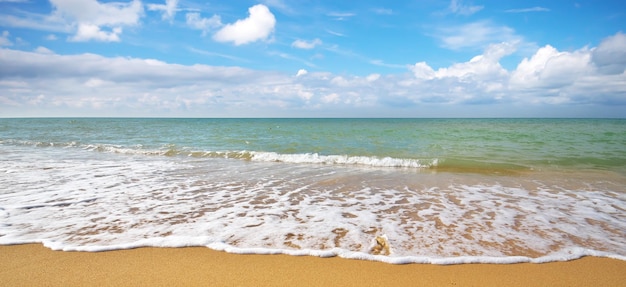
[1,144,625,264]
[247,151,435,168]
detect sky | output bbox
[0,0,625,118]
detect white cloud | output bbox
[330,76,349,86]
[1,33,624,117]
[50,0,142,26]
[70,24,122,42]
[438,42,514,79]
[84,78,106,88]
[510,45,592,90]
[0,12,70,33]
[413,42,515,81]
[505,7,550,13]
[366,74,380,82]
[296,69,308,77]
[322,93,340,104]
[326,30,345,37]
[327,12,355,18]
[186,13,222,35]
[448,0,483,16]
[34,46,54,54]
[327,12,355,20]
[213,4,276,45]
[45,34,58,41]
[408,34,626,107]
[297,89,313,101]
[436,20,522,50]
[0,48,302,116]
[147,0,179,21]
[410,62,435,80]
[261,0,294,15]
[407,43,515,105]
[592,32,626,75]
[50,0,143,42]
[292,38,322,49]
[0,30,12,46]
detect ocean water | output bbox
[0,118,624,264]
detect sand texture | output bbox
[1,244,625,286]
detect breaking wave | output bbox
[1,139,438,169]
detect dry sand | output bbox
[1,244,625,286]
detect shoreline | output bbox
[1,244,625,286]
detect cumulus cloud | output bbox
[71,24,122,42]
[213,4,276,45]
[292,38,322,49]
[510,45,594,92]
[412,42,515,81]
[185,13,222,35]
[442,42,514,78]
[407,43,517,105]
[592,32,626,75]
[410,62,435,80]
[407,33,626,106]
[50,0,143,42]
[147,0,179,21]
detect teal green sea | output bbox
[1,118,624,173]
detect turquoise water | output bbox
[0,118,625,264]
[2,118,624,172]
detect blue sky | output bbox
[0,0,625,117]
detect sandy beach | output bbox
[0,244,624,286]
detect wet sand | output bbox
[1,244,625,286]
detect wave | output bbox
[1,139,438,169]
[1,138,540,172]
[0,139,538,173]
[80,143,437,168]
[214,151,436,168]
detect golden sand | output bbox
[1,244,625,286]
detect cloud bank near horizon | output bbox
[0,1,625,117]
[1,32,625,118]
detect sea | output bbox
[0,118,624,264]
